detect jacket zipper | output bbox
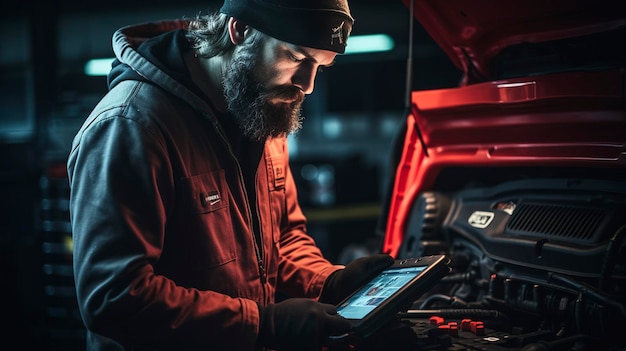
[211,119,268,288]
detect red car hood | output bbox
[404,0,626,82]
[382,0,626,257]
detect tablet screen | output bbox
[336,265,427,320]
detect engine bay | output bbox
[360,175,626,350]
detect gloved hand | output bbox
[319,254,394,305]
[257,298,351,351]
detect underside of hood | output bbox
[404,0,626,84]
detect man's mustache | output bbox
[265,85,304,103]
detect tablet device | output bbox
[335,254,451,338]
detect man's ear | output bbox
[228,17,247,45]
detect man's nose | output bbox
[292,64,317,95]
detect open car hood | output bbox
[404,0,626,84]
[381,1,626,258]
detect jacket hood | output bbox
[108,20,214,115]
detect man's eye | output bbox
[289,54,305,63]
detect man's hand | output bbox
[257,298,351,351]
[320,254,394,305]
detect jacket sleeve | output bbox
[67,110,259,350]
[275,141,344,298]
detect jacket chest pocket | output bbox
[177,170,238,269]
[184,170,229,214]
[266,155,287,243]
[267,155,286,191]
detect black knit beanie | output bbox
[219,0,354,54]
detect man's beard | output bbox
[222,42,305,142]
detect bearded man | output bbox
[67,1,393,350]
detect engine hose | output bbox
[548,272,626,319]
[574,292,583,334]
[399,309,502,319]
[519,334,601,351]
[440,272,473,283]
[599,224,625,292]
[415,294,454,309]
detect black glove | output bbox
[319,254,394,305]
[257,298,351,351]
